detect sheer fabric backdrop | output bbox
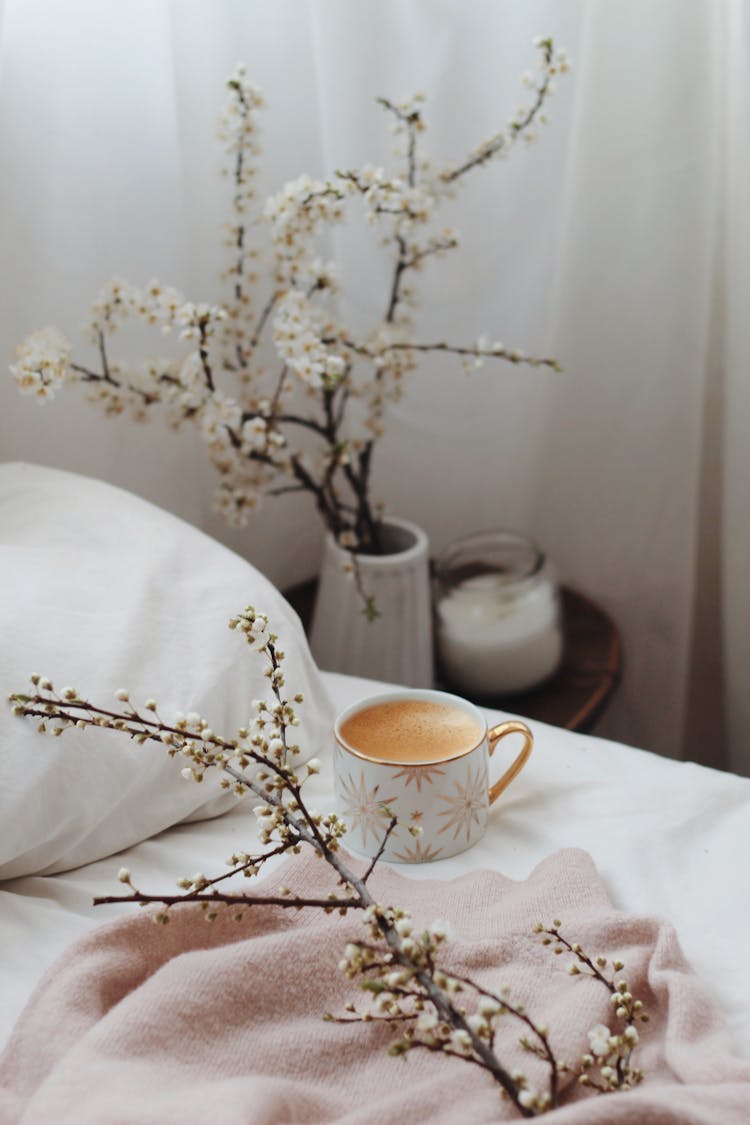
[0,0,746,771]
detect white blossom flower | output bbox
[198,393,242,446]
[478,995,502,1018]
[272,291,346,390]
[247,623,270,652]
[428,918,453,942]
[219,66,264,158]
[173,353,209,409]
[242,415,267,449]
[175,302,226,343]
[84,278,140,341]
[416,1011,438,1031]
[588,1023,611,1058]
[11,328,72,400]
[264,173,348,282]
[449,1028,473,1055]
[473,332,491,368]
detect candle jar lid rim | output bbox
[433,529,546,589]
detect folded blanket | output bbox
[1,847,748,1124]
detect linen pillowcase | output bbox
[0,462,334,879]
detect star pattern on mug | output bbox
[392,836,444,863]
[436,761,487,843]
[338,771,399,848]
[389,763,446,792]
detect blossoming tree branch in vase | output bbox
[8,603,648,1118]
[11,39,568,614]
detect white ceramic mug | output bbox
[333,688,533,863]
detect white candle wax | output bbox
[436,572,562,696]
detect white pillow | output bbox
[0,462,333,879]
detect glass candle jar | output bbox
[433,530,563,697]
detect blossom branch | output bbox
[361,815,399,883]
[69,361,158,407]
[384,339,562,372]
[8,597,646,1118]
[440,39,568,184]
[11,39,570,605]
[248,289,281,356]
[329,335,561,374]
[197,322,216,393]
[375,96,422,189]
[97,329,113,382]
[402,236,460,270]
[9,636,531,1111]
[386,233,410,325]
[535,921,649,1093]
[94,888,360,911]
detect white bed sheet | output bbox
[2,670,749,1059]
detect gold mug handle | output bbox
[488,720,533,805]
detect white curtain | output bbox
[0,0,747,772]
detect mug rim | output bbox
[334,688,488,767]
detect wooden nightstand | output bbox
[285,581,621,734]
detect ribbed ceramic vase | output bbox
[309,516,434,688]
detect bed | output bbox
[1,463,749,1121]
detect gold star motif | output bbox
[338,771,398,848]
[437,762,486,843]
[392,836,444,863]
[389,763,446,792]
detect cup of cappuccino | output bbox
[333,689,533,863]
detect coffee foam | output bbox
[338,699,483,764]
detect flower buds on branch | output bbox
[8,594,649,1119]
[10,41,568,611]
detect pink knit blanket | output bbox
[1,848,748,1123]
